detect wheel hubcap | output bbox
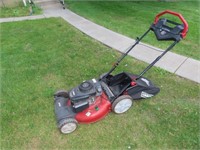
[61,123,77,134]
[114,99,132,114]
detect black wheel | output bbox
[58,118,78,134]
[54,90,68,98]
[112,95,133,114]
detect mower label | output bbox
[141,91,153,98]
[86,112,91,117]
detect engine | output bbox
[69,79,102,113]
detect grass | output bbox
[66,1,200,60]
[0,2,42,18]
[1,18,199,149]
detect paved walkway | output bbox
[1,1,199,83]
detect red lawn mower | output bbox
[54,10,188,134]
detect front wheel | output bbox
[59,118,78,134]
[54,90,68,98]
[112,95,133,114]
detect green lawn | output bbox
[0,2,42,18]
[66,1,200,60]
[1,18,199,149]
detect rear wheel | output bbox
[59,118,78,134]
[112,95,133,114]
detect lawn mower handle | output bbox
[102,10,188,80]
[154,10,188,38]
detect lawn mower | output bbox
[54,10,188,134]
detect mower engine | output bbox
[69,79,103,113]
